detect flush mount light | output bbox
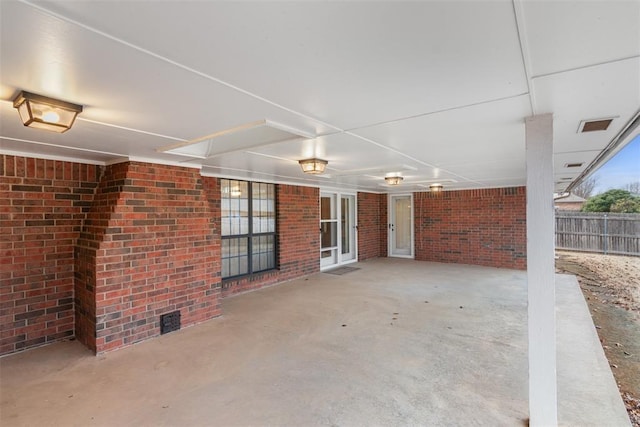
[13,91,83,133]
[429,183,444,192]
[298,158,328,174]
[385,176,403,185]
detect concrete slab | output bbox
[0,259,630,426]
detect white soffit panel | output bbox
[157,120,314,159]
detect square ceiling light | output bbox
[13,91,83,133]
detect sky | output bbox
[592,134,640,194]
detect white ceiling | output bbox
[1,0,638,193]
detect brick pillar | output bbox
[357,192,386,260]
[75,162,220,353]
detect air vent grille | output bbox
[160,311,181,334]
[578,118,614,133]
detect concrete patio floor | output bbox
[0,258,630,426]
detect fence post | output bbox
[603,214,608,255]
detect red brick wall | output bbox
[357,192,386,260]
[76,162,220,353]
[202,179,320,297]
[414,187,526,269]
[554,202,583,211]
[1,155,101,355]
[379,193,388,257]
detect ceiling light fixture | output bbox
[385,176,403,185]
[298,158,328,174]
[13,91,83,133]
[429,183,444,192]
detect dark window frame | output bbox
[220,179,277,280]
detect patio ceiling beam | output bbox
[525,113,557,426]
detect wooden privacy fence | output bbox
[555,211,640,256]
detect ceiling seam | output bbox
[0,136,127,158]
[77,118,187,142]
[344,92,530,133]
[530,55,640,80]
[511,0,536,115]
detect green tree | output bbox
[610,197,640,213]
[582,189,634,212]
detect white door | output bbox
[340,195,356,262]
[321,192,357,269]
[320,193,338,268]
[389,194,413,257]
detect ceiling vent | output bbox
[578,118,615,133]
[564,162,583,168]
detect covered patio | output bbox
[0,259,628,426]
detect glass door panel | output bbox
[341,195,356,262]
[320,194,338,267]
[389,195,413,257]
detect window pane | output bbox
[239,237,248,257]
[252,235,274,273]
[221,179,249,237]
[341,197,350,254]
[221,179,230,198]
[229,256,239,276]
[252,198,262,233]
[321,222,337,249]
[222,258,229,278]
[320,195,336,219]
[252,182,275,234]
[239,255,248,275]
[221,237,249,278]
[221,180,276,278]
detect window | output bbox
[221,179,276,279]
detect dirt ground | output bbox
[556,251,640,426]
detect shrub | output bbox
[582,189,634,212]
[610,197,640,213]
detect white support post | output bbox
[526,113,557,427]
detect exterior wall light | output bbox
[385,176,403,185]
[298,158,328,174]
[429,183,444,192]
[13,91,83,133]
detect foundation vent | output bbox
[160,311,181,334]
